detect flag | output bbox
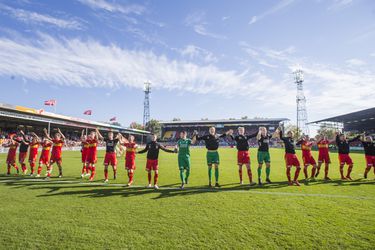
[37,109,44,114]
[83,110,92,115]
[44,99,56,106]
[110,117,116,122]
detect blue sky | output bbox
[0,0,374,131]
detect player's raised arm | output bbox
[31,132,41,142]
[348,134,361,143]
[43,128,52,141]
[191,131,197,144]
[57,128,66,140]
[137,143,149,154]
[95,128,104,140]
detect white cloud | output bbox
[0,4,83,30]
[0,33,287,102]
[370,53,375,57]
[185,11,227,39]
[177,45,218,63]
[249,0,296,25]
[222,16,230,21]
[327,0,354,11]
[345,58,366,66]
[78,0,145,15]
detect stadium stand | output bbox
[309,107,375,134]
[0,102,150,145]
[160,118,288,147]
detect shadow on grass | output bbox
[0,175,374,200]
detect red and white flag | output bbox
[83,110,92,115]
[110,117,116,122]
[44,99,56,106]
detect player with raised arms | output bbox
[277,127,301,186]
[335,132,359,180]
[120,135,138,186]
[256,127,276,185]
[27,132,40,177]
[315,135,334,180]
[15,130,30,175]
[175,131,196,189]
[86,129,100,182]
[3,134,20,175]
[358,133,375,179]
[96,130,121,183]
[229,127,256,185]
[194,127,232,188]
[44,128,65,178]
[296,135,318,181]
[38,130,53,178]
[137,134,176,189]
[80,130,90,178]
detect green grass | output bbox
[0,148,374,249]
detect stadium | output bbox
[0,1,375,250]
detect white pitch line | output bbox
[0,178,374,200]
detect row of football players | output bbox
[2,126,374,189]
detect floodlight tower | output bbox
[143,81,151,128]
[293,69,309,137]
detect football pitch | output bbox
[0,148,374,249]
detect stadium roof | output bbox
[309,107,375,132]
[309,107,375,124]
[0,102,150,135]
[160,118,288,126]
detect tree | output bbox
[129,122,144,130]
[241,116,248,119]
[172,118,181,121]
[316,126,337,139]
[146,119,161,135]
[284,124,302,140]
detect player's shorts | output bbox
[237,150,250,164]
[50,154,62,164]
[146,159,158,171]
[39,153,50,165]
[28,154,38,163]
[81,150,88,163]
[6,155,16,165]
[302,154,316,166]
[104,152,117,166]
[19,152,27,163]
[338,154,353,165]
[318,152,331,164]
[257,151,271,164]
[178,156,191,170]
[285,153,300,167]
[86,153,97,164]
[206,151,220,165]
[125,157,136,170]
[365,155,375,167]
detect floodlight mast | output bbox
[143,82,151,129]
[293,69,309,138]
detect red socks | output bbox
[81,165,86,174]
[21,163,26,173]
[286,168,291,182]
[90,166,96,180]
[30,162,35,174]
[147,172,152,184]
[47,166,51,177]
[247,168,252,183]
[128,171,134,183]
[154,172,159,185]
[37,166,42,175]
[324,164,329,178]
[303,167,308,179]
[346,165,353,178]
[104,168,108,179]
[311,167,317,178]
[340,165,345,179]
[238,168,242,182]
[294,167,301,181]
